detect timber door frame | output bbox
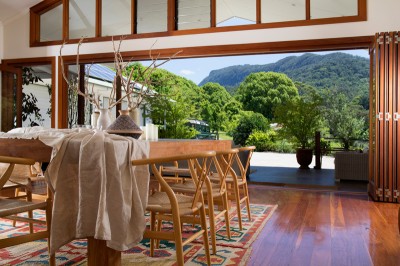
[0,64,22,131]
[1,57,56,130]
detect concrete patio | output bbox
[249,152,368,192]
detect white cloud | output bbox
[180,69,195,75]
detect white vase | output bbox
[97,108,112,130]
[91,111,100,129]
[129,108,141,126]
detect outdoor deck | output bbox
[249,152,368,192]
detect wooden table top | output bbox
[0,137,232,162]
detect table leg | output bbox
[87,237,121,266]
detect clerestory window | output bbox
[30,0,366,46]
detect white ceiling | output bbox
[0,0,41,24]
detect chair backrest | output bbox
[212,149,239,193]
[132,151,216,209]
[233,146,256,181]
[0,156,35,189]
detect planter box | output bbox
[334,151,369,181]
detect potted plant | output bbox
[275,95,322,169]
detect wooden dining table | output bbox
[0,130,232,265]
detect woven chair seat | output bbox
[3,181,24,189]
[8,176,48,195]
[0,155,55,265]
[161,166,190,175]
[147,191,202,216]
[210,174,246,184]
[170,180,222,197]
[0,198,47,217]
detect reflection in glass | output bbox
[137,0,167,34]
[261,0,305,23]
[69,0,96,39]
[311,0,358,19]
[177,0,210,30]
[21,66,52,128]
[216,0,256,27]
[40,4,63,42]
[102,0,131,36]
[68,64,122,128]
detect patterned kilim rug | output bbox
[0,204,277,265]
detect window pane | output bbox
[102,0,131,36]
[40,4,63,42]
[177,0,210,30]
[67,64,118,127]
[137,0,167,34]
[216,0,256,27]
[311,0,358,19]
[69,0,96,39]
[21,66,52,128]
[261,0,305,23]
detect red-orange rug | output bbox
[0,204,277,265]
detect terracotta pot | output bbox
[296,148,313,169]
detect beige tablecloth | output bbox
[43,130,150,253]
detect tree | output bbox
[147,87,197,139]
[275,94,322,149]
[21,67,45,127]
[232,111,270,146]
[200,82,236,137]
[235,72,299,120]
[322,90,368,150]
[136,64,201,139]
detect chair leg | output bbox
[172,215,184,266]
[207,194,217,254]
[150,212,156,257]
[244,183,251,221]
[155,217,162,248]
[12,188,21,228]
[233,183,243,230]
[27,190,33,233]
[45,198,55,266]
[222,192,231,239]
[49,254,56,266]
[199,205,211,266]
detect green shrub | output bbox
[320,138,332,155]
[271,139,295,153]
[246,130,276,151]
[232,111,269,146]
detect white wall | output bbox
[2,0,400,59]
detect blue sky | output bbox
[143,49,369,85]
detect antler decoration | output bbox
[59,37,181,112]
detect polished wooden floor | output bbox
[247,185,400,266]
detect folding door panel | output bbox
[370,31,400,202]
[395,32,400,202]
[0,65,22,131]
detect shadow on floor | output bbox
[249,165,368,193]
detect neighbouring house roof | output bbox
[85,64,153,93]
[85,64,116,83]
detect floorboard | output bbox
[247,185,400,266]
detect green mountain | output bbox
[199,52,370,99]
